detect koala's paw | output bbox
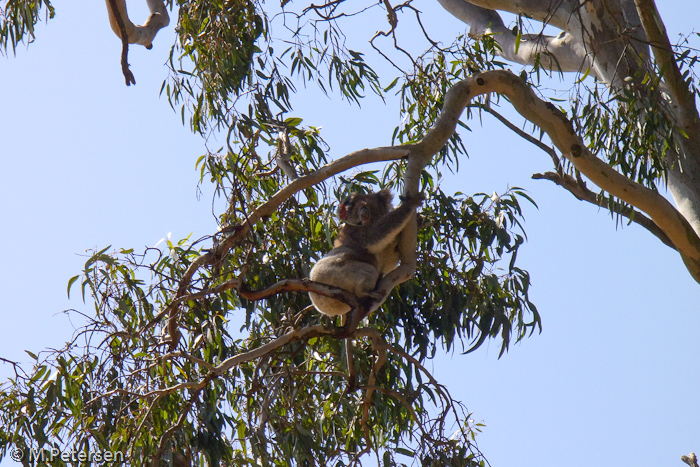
[366,289,385,301]
[398,192,425,208]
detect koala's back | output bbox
[309,253,380,316]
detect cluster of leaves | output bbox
[169,0,266,132]
[0,0,55,55]
[0,165,537,465]
[1,1,543,465]
[675,32,700,97]
[165,0,383,137]
[391,188,539,359]
[0,210,486,465]
[570,74,677,189]
[394,33,504,161]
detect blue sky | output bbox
[1,1,698,466]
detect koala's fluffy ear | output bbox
[377,189,393,207]
[337,193,355,219]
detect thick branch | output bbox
[438,0,654,85]
[480,106,676,245]
[444,0,578,31]
[399,67,700,281]
[682,453,699,467]
[437,0,593,76]
[634,0,700,155]
[239,278,361,312]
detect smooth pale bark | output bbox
[437,0,593,75]
[634,0,700,236]
[105,0,169,49]
[438,0,649,85]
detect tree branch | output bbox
[105,0,169,85]
[465,70,700,281]
[446,0,578,31]
[634,0,700,155]
[436,0,592,76]
[238,278,359,309]
[482,90,676,249]
[438,0,654,86]
[478,103,561,168]
[403,68,700,280]
[105,0,169,49]
[358,328,388,430]
[106,0,136,85]
[212,324,329,376]
[681,452,699,467]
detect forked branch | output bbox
[105,0,170,85]
[105,0,169,49]
[461,71,700,281]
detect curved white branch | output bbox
[388,69,700,280]
[434,2,700,279]
[436,0,655,85]
[634,0,700,235]
[437,0,593,76]
[105,0,169,49]
[446,0,578,31]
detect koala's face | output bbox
[338,190,393,226]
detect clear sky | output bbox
[1,1,698,466]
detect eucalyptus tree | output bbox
[0,0,698,465]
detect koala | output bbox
[309,190,421,316]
